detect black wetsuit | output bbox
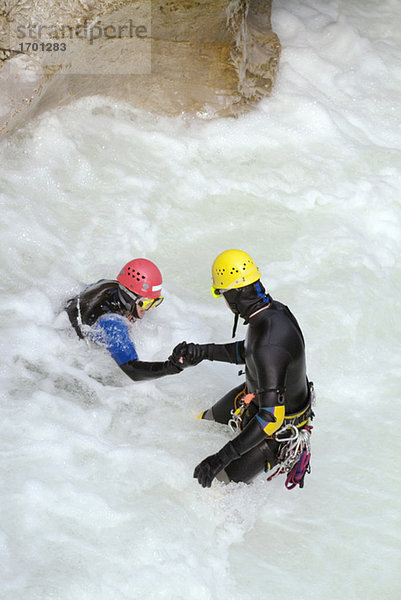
[199,286,311,484]
[65,280,182,381]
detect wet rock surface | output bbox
[0,0,280,136]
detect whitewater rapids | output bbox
[0,1,400,598]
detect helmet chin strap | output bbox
[232,313,239,338]
[117,286,140,319]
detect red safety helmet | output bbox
[117,258,163,299]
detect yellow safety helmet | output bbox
[211,249,261,297]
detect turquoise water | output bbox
[1,1,400,598]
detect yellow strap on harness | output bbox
[261,405,286,436]
[283,403,312,430]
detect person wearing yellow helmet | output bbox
[172,250,314,488]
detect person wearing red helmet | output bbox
[65,258,185,381]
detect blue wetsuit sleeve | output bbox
[89,314,138,365]
[89,313,183,382]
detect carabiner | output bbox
[228,407,242,433]
[274,424,299,442]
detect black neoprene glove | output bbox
[172,341,212,367]
[185,343,208,365]
[193,441,240,488]
[170,341,191,368]
[168,342,188,371]
[165,355,184,373]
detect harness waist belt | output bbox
[283,403,314,429]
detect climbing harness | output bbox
[266,382,316,489]
[228,382,316,488]
[266,424,313,489]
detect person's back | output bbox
[66,280,120,337]
[245,298,308,413]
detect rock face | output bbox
[0,0,280,136]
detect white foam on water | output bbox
[1,1,400,599]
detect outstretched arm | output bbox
[91,314,184,381]
[119,358,183,381]
[172,341,246,366]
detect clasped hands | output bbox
[168,341,206,370]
